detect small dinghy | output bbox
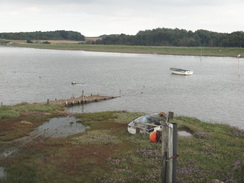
[127,112,168,135]
[170,68,193,76]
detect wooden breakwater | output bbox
[44,94,118,107]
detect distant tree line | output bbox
[0,30,85,41]
[94,28,244,47]
[1,28,244,47]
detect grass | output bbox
[174,116,244,182]
[0,106,19,119]
[0,102,64,119]
[0,103,65,141]
[2,39,244,57]
[0,109,243,183]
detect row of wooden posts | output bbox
[0,91,116,107]
[45,90,117,107]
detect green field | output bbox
[0,103,243,183]
[2,39,244,57]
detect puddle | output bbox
[0,167,5,179]
[35,116,89,138]
[178,131,193,137]
[0,117,88,161]
[0,148,17,159]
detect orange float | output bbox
[149,131,157,142]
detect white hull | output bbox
[128,124,161,134]
[170,68,193,76]
[127,112,168,135]
[171,70,193,75]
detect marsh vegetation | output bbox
[0,104,243,183]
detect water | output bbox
[35,116,89,137]
[178,131,192,137]
[1,46,244,129]
[0,167,5,179]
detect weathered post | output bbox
[241,153,244,183]
[82,90,84,103]
[168,112,174,121]
[168,123,174,183]
[161,115,178,183]
[161,123,169,183]
[172,123,178,183]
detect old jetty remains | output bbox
[45,94,117,107]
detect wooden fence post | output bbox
[172,123,178,183]
[161,123,169,183]
[168,112,174,121]
[82,90,84,102]
[241,153,244,183]
[161,121,178,183]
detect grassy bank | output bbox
[0,104,243,183]
[2,39,244,57]
[0,103,64,141]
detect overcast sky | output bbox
[0,0,244,37]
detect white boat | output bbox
[127,112,168,135]
[170,67,193,75]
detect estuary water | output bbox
[0,46,244,129]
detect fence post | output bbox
[161,123,169,183]
[172,123,178,183]
[241,153,244,183]
[161,121,178,183]
[82,90,84,102]
[168,112,174,121]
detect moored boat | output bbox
[127,112,168,135]
[170,67,193,75]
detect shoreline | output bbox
[1,39,244,57]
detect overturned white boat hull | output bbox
[170,68,193,76]
[127,112,168,135]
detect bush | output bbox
[43,41,51,44]
[26,40,33,43]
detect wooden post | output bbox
[237,54,241,77]
[161,121,178,183]
[47,99,49,104]
[82,90,84,102]
[161,123,169,183]
[168,123,174,183]
[172,123,178,183]
[238,57,240,77]
[168,112,174,121]
[241,153,244,183]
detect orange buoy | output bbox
[149,131,157,142]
